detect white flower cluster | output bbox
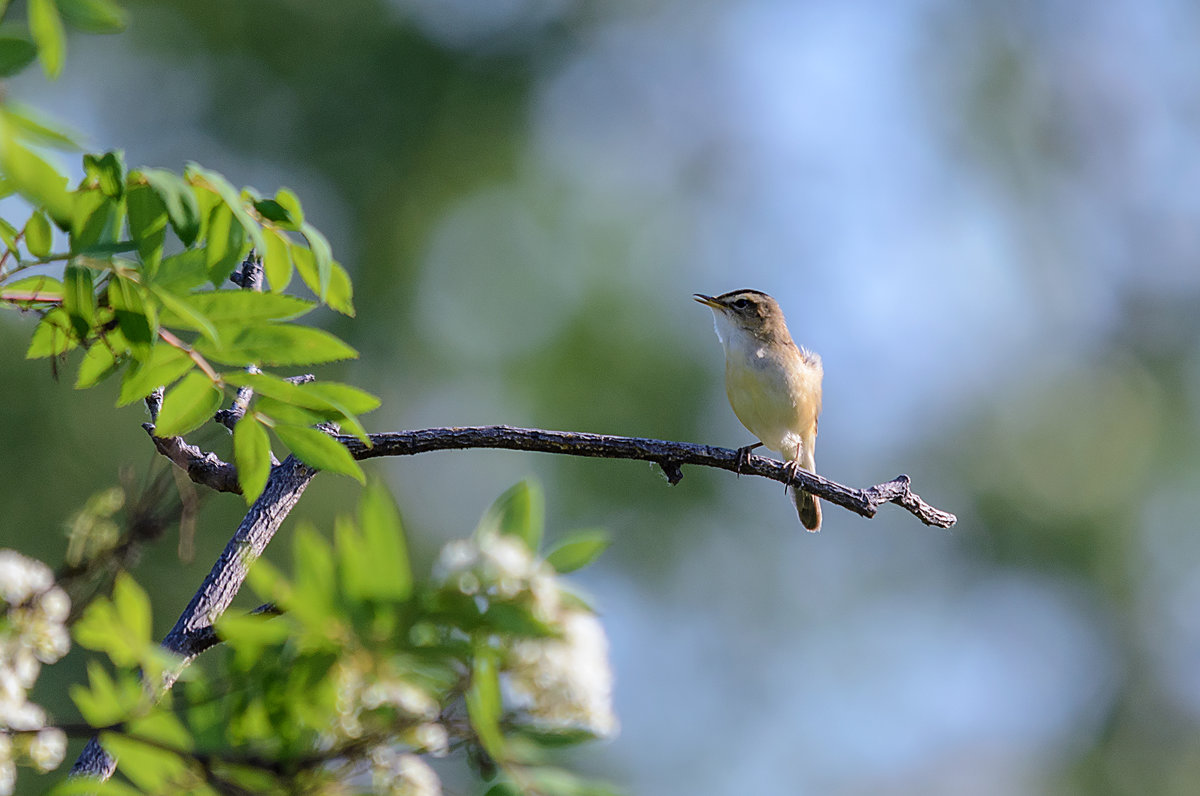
[0,550,71,793]
[331,659,449,767]
[435,533,618,739]
[507,609,618,738]
[435,533,561,622]
[369,747,442,796]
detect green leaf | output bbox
[300,381,380,414]
[355,479,412,600]
[70,188,117,253]
[195,323,358,366]
[126,182,167,273]
[163,290,314,327]
[126,712,193,755]
[275,187,303,226]
[0,101,80,149]
[299,222,333,297]
[75,339,121,388]
[291,523,336,624]
[234,415,272,504]
[62,263,96,338]
[25,306,77,357]
[1,274,63,303]
[70,661,143,726]
[57,0,128,33]
[467,643,506,759]
[83,150,126,198]
[148,283,219,344]
[0,216,18,252]
[0,126,73,223]
[141,168,200,246]
[204,202,246,286]
[154,371,221,436]
[251,396,328,428]
[545,530,612,574]
[262,227,292,291]
[29,0,66,79]
[150,249,208,292]
[215,610,291,669]
[252,198,291,224]
[0,36,38,78]
[72,584,155,671]
[325,261,355,316]
[480,480,544,552]
[112,571,152,646]
[117,343,191,405]
[274,424,364,482]
[109,275,155,358]
[104,732,192,794]
[23,209,52,257]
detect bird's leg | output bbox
[735,442,763,476]
[782,458,801,493]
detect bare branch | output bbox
[141,424,241,494]
[341,426,956,528]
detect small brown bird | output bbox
[694,289,823,530]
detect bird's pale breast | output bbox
[724,341,820,461]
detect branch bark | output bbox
[341,426,957,528]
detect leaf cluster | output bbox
[1,115,374,499]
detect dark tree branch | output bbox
[342,426,957,528]
[141,425,241,494]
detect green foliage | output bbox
[1,105,376,499]
[58,482,618,794]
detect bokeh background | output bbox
[6,0,1200,793]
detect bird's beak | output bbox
[693,293,724,310]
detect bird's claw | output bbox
[735,443,762,477]
[782,459,801,493]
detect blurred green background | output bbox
[7,0,1200,793]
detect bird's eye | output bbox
[732,298,750,310]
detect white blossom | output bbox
[28,728,65,772]
[413,722,449,757]
[371,747,442,796]
[507,610,618,738]
[0,552,52,605]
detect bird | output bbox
[693,289,823,530]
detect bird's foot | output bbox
[782,459,801,493]
[735,443,763,477]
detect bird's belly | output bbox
[725,357,803,455]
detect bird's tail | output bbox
[790,447,820,532]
